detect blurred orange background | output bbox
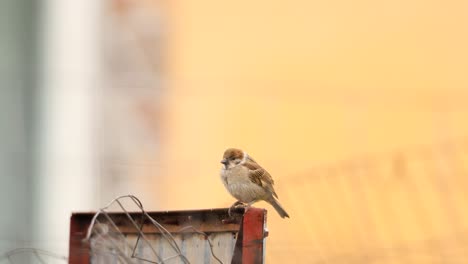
[2,0,468,262]
[144,0,468,262]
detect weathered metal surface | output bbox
[231,209,267,264]
[131,233,237,263]
[69,208,267,264]
[241,209,267,264]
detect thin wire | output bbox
[84,195,233,264]
[93,218,138,263]
[177,226,224,264]
[84,194,189,263]
[0,248,68,263]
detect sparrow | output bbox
[220,148,289,218]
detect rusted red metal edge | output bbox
[231,208,267,264]
[69,213,91,264]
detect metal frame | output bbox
[69,208,267,263]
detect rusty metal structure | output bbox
[69,207,267,264]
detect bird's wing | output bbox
[243,160,278,198]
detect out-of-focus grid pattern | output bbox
[272,141,468,263]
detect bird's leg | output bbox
[244,201,256,213]
[235,201,248,208]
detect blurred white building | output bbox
[1,0,164,261]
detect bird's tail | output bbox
[266,197,290,218]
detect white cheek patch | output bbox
[240,151,248,164]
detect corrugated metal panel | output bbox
[87,232,236,264]
[123,233,236,263]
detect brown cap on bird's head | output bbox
[223,148,243,159]
[221,148,244,165]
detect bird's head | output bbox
[221,148,245,169]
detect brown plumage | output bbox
[220,148,289,218]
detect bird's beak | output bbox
[221,158,228,165]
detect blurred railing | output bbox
[280,139,468,263]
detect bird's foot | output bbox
[244,203,253,213]
[228,201,248,217]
